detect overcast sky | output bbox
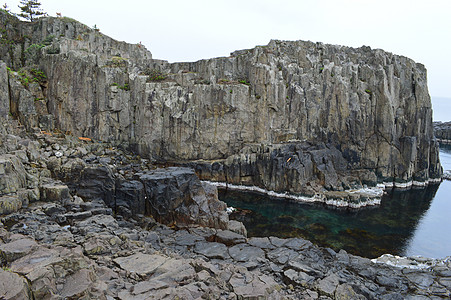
[5,0,451,98]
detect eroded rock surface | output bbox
[0,10,442,200]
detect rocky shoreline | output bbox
[1,126,451,299]
[0,11,449,299]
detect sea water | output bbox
[219,146,451,259]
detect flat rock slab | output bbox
[114,253,168,276]
[133,279,169,295]
[229,272,279,299]
[173,231,204,246]
[11,247,62,275]
[60,269,94,299]
[0,269,30,299]
[284,237,312,250]
[248,237,275,249]
[267,247,298,265]
[0,238,38,262]
[215,229,246,246]
[151,258,196,284]
[194,241,229,259]
[228,244,265,262]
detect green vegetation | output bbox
[238,79,250,86]
[255,94,261,99]
[18,0,46,22]
[218,78,232,84]
[112,83,130,91]
[365,89,372,94]
[61,16,76,23]
[42,35,54,45]
[194,78,210,85]
[30,68,47,84]
[1,3,11,13]
[25,35,56,60]
[145,69,167,82]
[46,47,60,54]
[106,56,128,68]
[229,89,233,94]
[10,68,47,87]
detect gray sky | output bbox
[5,0,451,98]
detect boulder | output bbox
[39,183,71,202]
[139,167,229,228]
[0,195,22,216]
[0,154,27,195]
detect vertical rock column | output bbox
[0,61,9,119]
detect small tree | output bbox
[18,0,46,22]
[2,3,10,12]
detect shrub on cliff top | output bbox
[145,69,167,82]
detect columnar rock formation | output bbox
[0,11,442,201]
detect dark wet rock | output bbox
[74,165,115,206]
[139,168,230,228]
[115,179,146,216]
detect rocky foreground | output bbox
[1,124,450,300]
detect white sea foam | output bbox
[203,181,384,208]
[372,254,451,270]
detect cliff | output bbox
[0,11,442,203]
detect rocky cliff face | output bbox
[0,11,442,200]
[434,122,451,143]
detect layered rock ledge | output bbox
[0,11,442,206]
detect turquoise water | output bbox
[219,146,451,259]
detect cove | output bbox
[218,146,451,259]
